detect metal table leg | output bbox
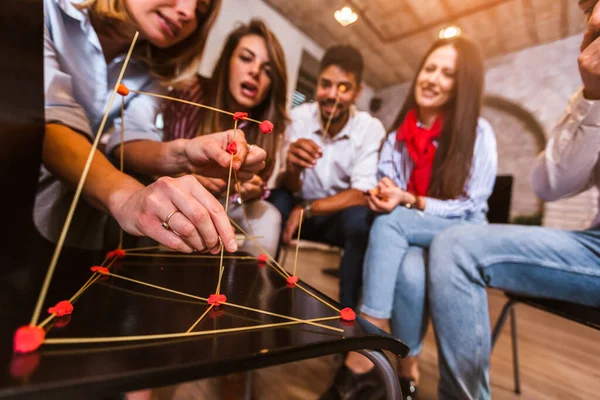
[357,349,402,400]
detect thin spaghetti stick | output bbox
[229,218,341,313]
[101,282,204,305]
[293,209,304,277]
[118,95,125,249]
[186,305,214,333]
[230,212,340,313]
[222,301,342,333]
[128,90,263,125]
[224,119,238,214]
[294,283,340,313]
[215,264,225,295]
[216,121,238,296]
[71,257,118,302]
[215,237,225,295]
[323,95,341,135]
[229,218,289,277]
[106,271,339,329]
[233,170,258,239]
[43,316,342,345]
[38,257,118,329]
[108,272,207,302]
[42,317,341,356]
[122,245,162,252]
[40,274,103,329]
[29,31,140,327]
[124,253,256,260]
[268,264,288,280]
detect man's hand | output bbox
[282,205,303,244]
[195,175,227,197]
[185,130,266,181]
[287,138,322,172]
[109,175,238,254]
[236,175,264,202]
[579,28,600,100]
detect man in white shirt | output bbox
[271,45,386,309]
[427,1,600,398]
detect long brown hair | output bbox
[193,19,289,166]
[390,36,484,200]
[75,0,221,84]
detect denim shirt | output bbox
[377,117,498,219]
[36,0,162,249]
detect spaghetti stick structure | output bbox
[15,32,353,356]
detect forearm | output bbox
[43,123,143,215]
[115,139,191,177]
[312,189,367,216]
[531,90,600,200]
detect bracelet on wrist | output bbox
[403,194,421,210]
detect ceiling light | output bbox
[334,6,358,27]
[439,25,461,39]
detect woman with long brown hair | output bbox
[40,0,265,256]
[321,36,497,400]
[158,19,289,255]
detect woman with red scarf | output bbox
[321,37,497,400]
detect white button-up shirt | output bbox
[281,102,386,201]
[531,88,600,228]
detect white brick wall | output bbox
[372,34,598,229]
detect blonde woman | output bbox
[40,0,266,254]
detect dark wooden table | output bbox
[0,240,409,399]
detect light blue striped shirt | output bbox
[36,0,162,249]
[378,118,498,218]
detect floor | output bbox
[151,247,600,400]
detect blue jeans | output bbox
[269,189,373,309]
[428,224,600,400]
[360,206,486,356]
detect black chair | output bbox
[491,295,600,394]
[488,176,600,394]
[486,175,514,224]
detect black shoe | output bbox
[319,365,384,400]
[399,377,418,400]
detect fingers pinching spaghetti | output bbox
[171,175,238,254]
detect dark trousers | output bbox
[269,189,373,309]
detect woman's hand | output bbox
[184,129,266,181]
[109,175,238,254]
[366,177,415,213]
[236,174,264,202]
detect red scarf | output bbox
[395,109,444,196]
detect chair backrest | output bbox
[487,175,514,224]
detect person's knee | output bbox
[397,248,426,291]
[429,225,485,286]
[264,201,282,232]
